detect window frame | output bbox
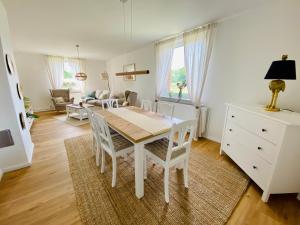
[159,40,191,104]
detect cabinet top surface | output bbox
[226,103,300,126]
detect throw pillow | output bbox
[87,91,96,98]
[99,90,110,99]
[95,90,103,99]
[54,97,65,103]
[122,101,129,106]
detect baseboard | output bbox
[0,169,3,182]
[204,135,221,143]
[2,161,32,173]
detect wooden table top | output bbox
[93,106,182,143]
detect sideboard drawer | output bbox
[222,136,272,190]
[227,106,284,144]
[224,122,277,164]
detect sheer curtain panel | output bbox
[155,38,177,99]
[46,56,64,89]
[184,23,217,138]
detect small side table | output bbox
[66,104,94,121]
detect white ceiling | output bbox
[2,0,270,60]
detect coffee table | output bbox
[66,104,94,121]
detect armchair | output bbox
[50,89,74,111]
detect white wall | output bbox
[202,0,300,142]
[106,0,300,143]
[14,52,107,111]
[106,44,156,105]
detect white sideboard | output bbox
[220,103,300,202]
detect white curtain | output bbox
[65,58,86,93]
[155,37,177,99]
[46,56,64,89]
[184,23,217,138]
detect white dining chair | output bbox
[102,99,119,109]
[157,102,174,118]
[143,120,195,203]
[141,100,153,112]
[85,107,97,154]
[93,113,134,187]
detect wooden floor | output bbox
[0,111,299,225]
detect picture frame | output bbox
[123,63,136,81]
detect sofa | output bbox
[83,89,137,107]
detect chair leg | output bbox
[101,150,105,173]
[164,167,170,203]
[184,159,189,188]
[92,136,96,155]
[95,144,100,167]
[112,157,117,187]
[144,155,147,179]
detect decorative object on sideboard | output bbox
[74,44,87,81]
[176,80,187,101]
[264,55,296,112]
[24,96,38,130]
[5,54,15,75]
[16,83,23,100]
[100,71,111,91]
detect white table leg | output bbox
[134,142,144,199]
[67,108,70,118]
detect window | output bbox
[62,61,81,92]
[161,46,190,101]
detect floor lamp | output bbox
[100,71,110,91]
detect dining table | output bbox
[93,106,182,199]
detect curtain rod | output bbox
[155,21,217,44]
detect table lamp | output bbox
[264,55,296,112]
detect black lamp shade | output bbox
[265,60,296,80]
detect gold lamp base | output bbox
[265,80,285,112]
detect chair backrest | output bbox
[157,102,174,118]
[93,113,115,155]
[85,107,96,132]
[127,91,137,106]
[166,120,195,162]
[49,89,70,102]
[102,99,119,109]
[141,100,153,112]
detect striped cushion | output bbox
[145,138,186,161]
[102,134,133,152]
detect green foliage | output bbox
[171,67,186,83]
[64,70,73,79]
[169,67,189,99]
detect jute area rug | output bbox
[54,114,89,126]
[64,134,249,225]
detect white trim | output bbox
[0,169,3,182]
[2,161,32,173]
[204,135,221,143]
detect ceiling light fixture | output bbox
[116,0,150,77]
[75,44,87,81]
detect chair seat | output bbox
[104,134,133,151]
[109,127,118,135]
[145,138,186,161]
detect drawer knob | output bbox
[226,143,230,146]
[262,128,267,132]
[252,165,258,170]
[231,115,235,118]
[229,129,232,132]
[257,146,262,150]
